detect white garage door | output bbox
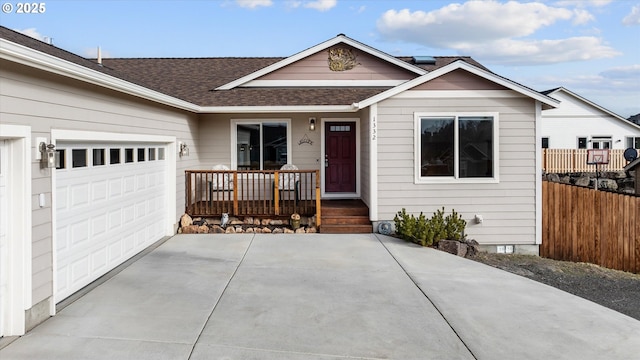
[0,140,7,336]
[56,142,169,302]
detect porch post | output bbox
[274,170,280,215]
[315,170,321,227]
[233,171,238,215]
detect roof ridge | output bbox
[100,56,286,60]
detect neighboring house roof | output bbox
[542,87,640,130]
[0,25,551,112]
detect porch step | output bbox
[319,200,372,234]
[319,224,373,234]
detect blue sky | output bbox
[1,0,639,117]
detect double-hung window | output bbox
[233,120,290,170]
[415,113,498,183]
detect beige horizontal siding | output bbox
[376,92,538,244]
[260,46,415,81]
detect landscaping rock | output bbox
[225,226,236,234]
[546,173,560,182]
[438,240,468,257]
[254,218,261,226]
[180,213,193,228]
[261,219,271,226]
[245,227,255,233]
[284,228,294,234]
[575,176,591,187]
[210,225,225,234]
[244,217,254,225]
[181,224,199,234]
[598,179,618,190]
[295,228,306,234]
[306,227,317,233]
[272,227,283,234]
[197,225,209,234]
[463,239,480,257]
[261,227,272,233]
[270,219,283,226]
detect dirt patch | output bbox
[469,252,640,321]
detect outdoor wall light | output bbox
[309,117,316,131]
[39,142,56,168]
[178,142,190,157]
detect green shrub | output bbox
[393,207,466,246]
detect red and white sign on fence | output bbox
[586,149,610,165]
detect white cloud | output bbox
[16,27,46,42]
[600,64,640,80]
[236,0,272,9]
[303,0,337,12]
[572,8,594,25]
[554,0,612,7]
[462,37,620,65]
[623,5,640,26]
[377,2,573,47]
[376,1,619,65]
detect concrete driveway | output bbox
[2,234,639,360]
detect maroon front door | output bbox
[325,122,356,193]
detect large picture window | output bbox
[416,113,498,182]
[234,120,289,170]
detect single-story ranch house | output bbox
[0,26,558,336]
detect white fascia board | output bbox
[355,61,560,110]
[0,39,199,113]
[199,105,359,113]
[215,34,426,91]
[242,79,405,87]
[548,87,640,129]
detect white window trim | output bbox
[414,112,499,184]
[230,119,292,170]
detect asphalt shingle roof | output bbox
[1,26,488,108]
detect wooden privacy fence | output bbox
[542,149,637,173]
[185,169,321,221]
[541,181,640,273]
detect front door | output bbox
[325,122,356,193]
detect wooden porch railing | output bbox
[185,169,321,222]
[543,149,637,173]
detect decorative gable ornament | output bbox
[328,47,358,71]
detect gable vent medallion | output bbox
[328,47,359,71]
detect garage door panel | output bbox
[91,248,107,273]
[92,181,108,202]
[109,178,122,197]
[71,184,90,207]
[56,142,168,302]
[124,176,135,193]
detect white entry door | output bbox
[55,142,169,302]
[0,140,7,336]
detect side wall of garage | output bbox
[0,59,199,330]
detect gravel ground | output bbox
[468,252,640,321]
